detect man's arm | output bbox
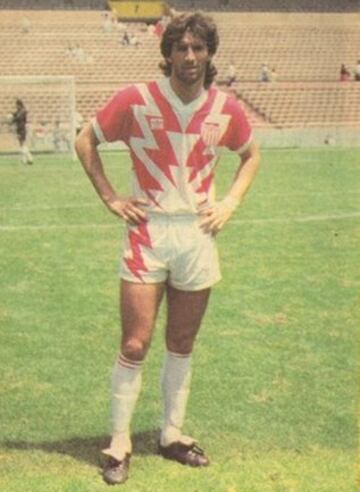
[75,122,147,224]
[200,141,260,234]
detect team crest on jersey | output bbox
[150,117,164,130]
[200,122,221,147]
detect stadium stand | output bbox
[0,0,359,11]
[170,0,360,13]
[215,16,360,82]
[0,6,359,137]
[237,82,360,127]
[0,0,107,9]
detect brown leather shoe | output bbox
[158,441,210,467]
[102,453,131,485]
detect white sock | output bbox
[20,145,27,164]
[160,351,192,447]
[102,354,143,461]
[21,144,33,163]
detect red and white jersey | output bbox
[93,78,252,215]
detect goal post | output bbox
[0,75,76,156]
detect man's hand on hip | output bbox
[199,196,239,235]
[108,197,149,224]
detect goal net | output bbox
[0,75,76,155]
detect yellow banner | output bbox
[108,1,166,19]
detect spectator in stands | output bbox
[129,33,140,48]
[354,60,360,81]
[121,31,130,45]
[72,44,93,63]
[9,99,33,165]
[120,31,140,47]
[269,67,278,82]
[154,19,166,38]
[102,12,113,33]
[226,61,237,87]
[340,64,351,82]
[259,63,270,82]
[20,15,31,34]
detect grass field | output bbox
[0,147,359,491]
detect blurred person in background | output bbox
[9,98,33,165]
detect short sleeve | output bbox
[220,96,252,153]
[92,85,142,144]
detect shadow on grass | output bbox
[2,429,159,466]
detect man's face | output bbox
[167,30,211,86]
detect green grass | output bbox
[0,147,359,491]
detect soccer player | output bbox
[10,99,33,165]
[75,12,260,485]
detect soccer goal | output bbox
[0,75,76,156]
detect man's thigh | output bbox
[165,285,211,354]
[120,280,165,356]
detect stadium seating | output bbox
[237,82,360,127]
[0,0,106,9]
[171,0,360,13]
[0,9,360,129]
[214,12,360,82]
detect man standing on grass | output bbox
[10,98,33,165]
[75,11,259,485]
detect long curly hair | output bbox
[159,12,219,88]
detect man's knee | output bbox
[121,338,148,361]
[166,334,194,355]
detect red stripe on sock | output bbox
[168,351,191,359]
[118,354,143,369]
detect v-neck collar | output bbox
[157,77,208,115]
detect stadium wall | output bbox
[95,126,360,153]
[254,126,360,148]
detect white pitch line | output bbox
[0,203,99,212]
[232,211,360,225]
[1,190,360,212]
[0,212,360,232]
[0,223,117,231]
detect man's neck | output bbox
[169,77,205,105]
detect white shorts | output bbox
[120,214,221,291]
